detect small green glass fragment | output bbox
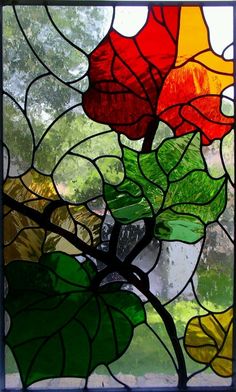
[105,183,152,223]
[117,179,142,197]
[155,209,204,243]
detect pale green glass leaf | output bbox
[72,131,121,160]
[96,157,124,185]
[53,154,102,203]
[3,7,45,107]
[34,108,109,174]
[27,75,81,144]
[155,209,204,243]
[48,6,113,54]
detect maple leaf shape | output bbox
[83,6,180,139]
[83,6,233,145]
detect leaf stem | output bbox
[141,118,159,152]
[120,270,188,389]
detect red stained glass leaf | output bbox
[83,6,180,139]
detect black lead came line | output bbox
[45,5,88,57]
[13,5,85,95]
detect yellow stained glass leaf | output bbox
[49,205,102,248]
[4,228,45,264]
[50,206,76,233]
[69,205,102,246]
[4,172,101,263]
[43,232,82,255]
[176,7,233,75]
[4,177,38,203]
[184,307,233,377]
[4,173,56,264]
[21,169,59,200]
[4,210,39,246]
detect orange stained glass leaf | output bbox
[157,6,233,145]
[184,307,233,377]
[175,7,209,66]
[175,6,233,73]
[195,51,232,75]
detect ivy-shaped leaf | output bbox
[5,252,145,387]
[105,132,227,243]
[184,307,233,377]
[105,146,166,223]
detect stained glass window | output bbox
[1,1,235,390]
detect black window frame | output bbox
[0,1,235,391]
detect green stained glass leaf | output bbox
[165,171,225,207]
[155,170,226,242]
[172,184,226,224]
[104,133,226,237]
[104,147,165,223]
[117,178,142,197]
[5,252,145,387]
[105,183,151,224]
[155,209,205,243]
[157,132,205,181]
[122,149,164,211]
[139,152,167,190]
[156,168,226,242]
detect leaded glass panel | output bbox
[1,1,235,390]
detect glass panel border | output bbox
[0,1,235,390]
